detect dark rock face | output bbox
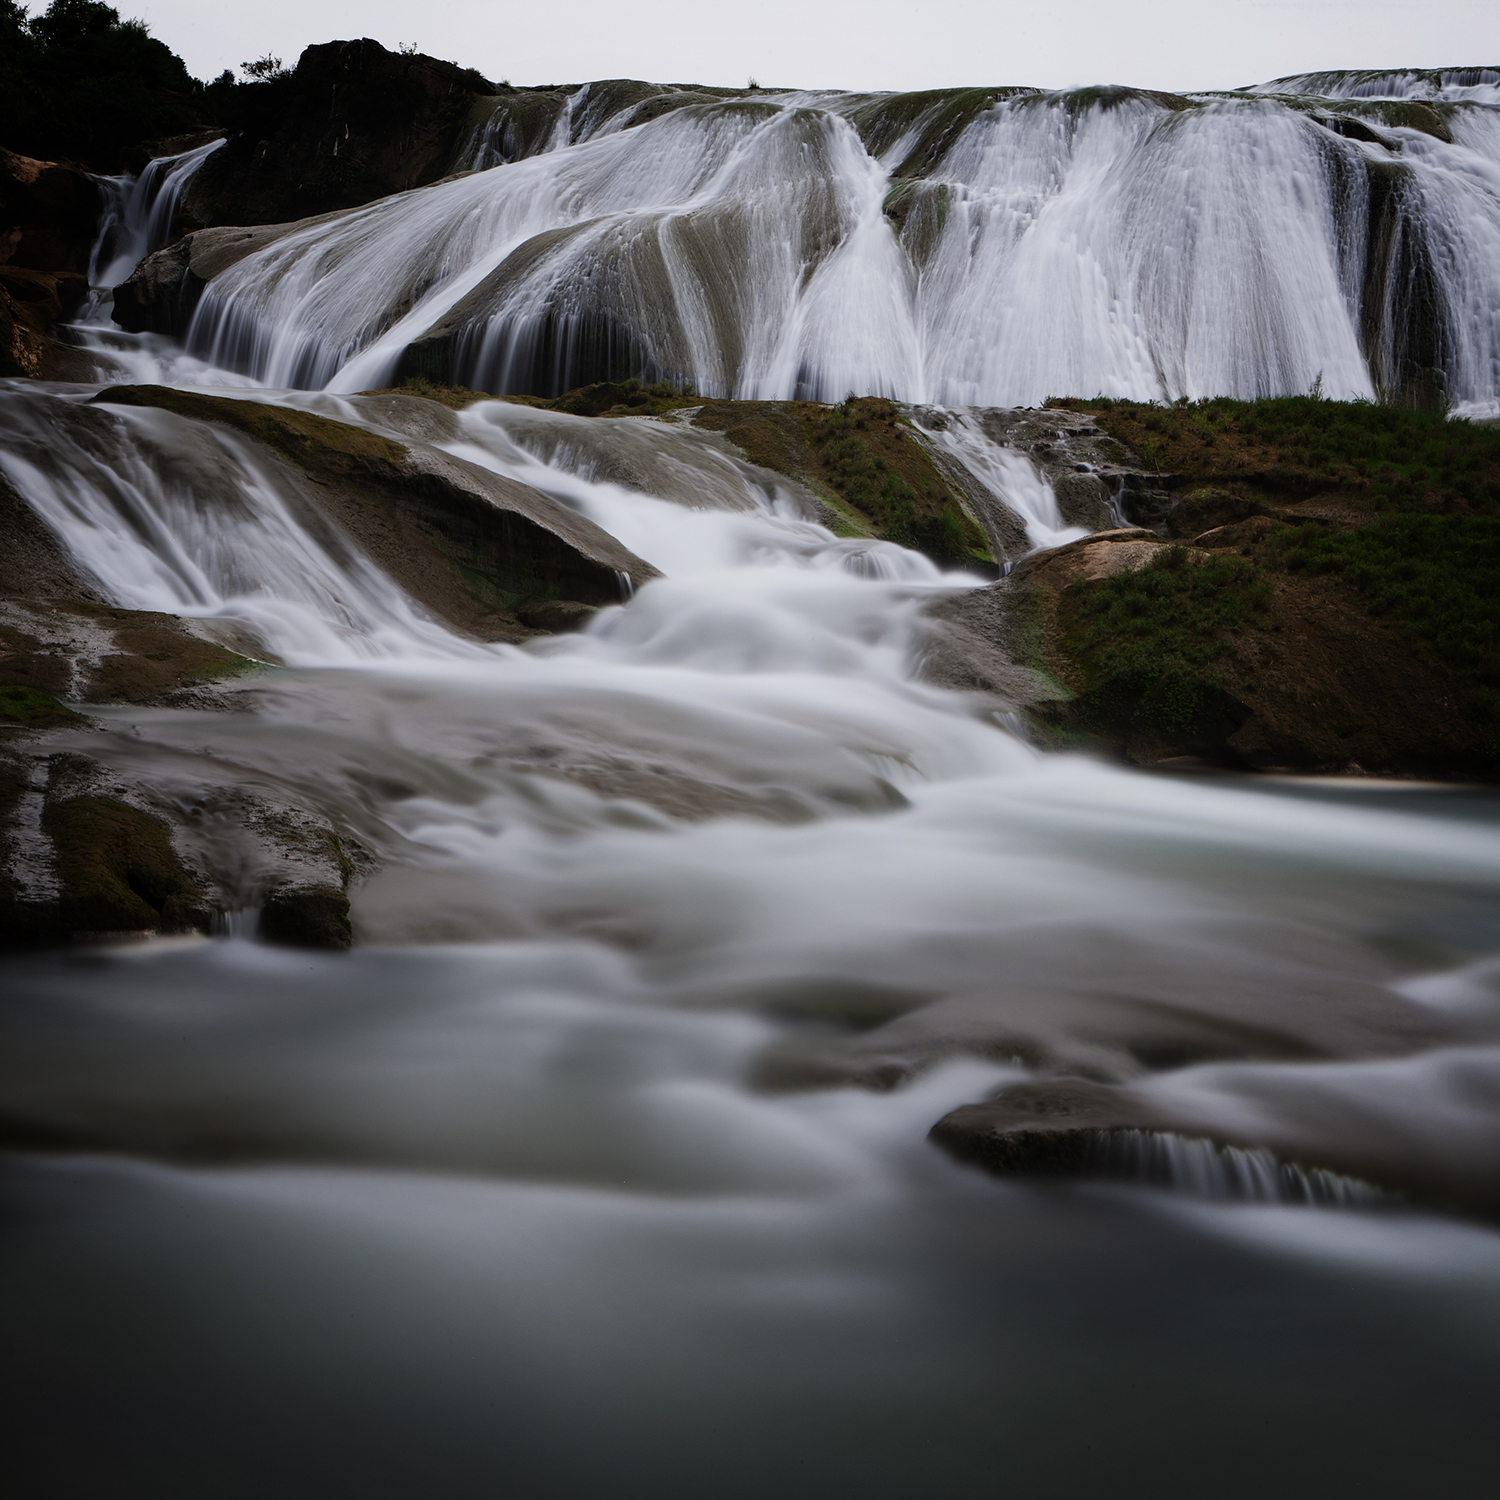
[0,147,102,274]
[0,263,88,377]
[0,147,100,377]
[258,885,352,950]
[185,40,495,228]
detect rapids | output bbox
[5,83,1500,1496]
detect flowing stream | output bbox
[5,81,1500,1496]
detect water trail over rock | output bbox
[155,83,1500,407]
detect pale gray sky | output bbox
[129,0,1498,93]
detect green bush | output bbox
[1060,546,1274,683]
[0,1,204,170]
[1263,515,1500,673]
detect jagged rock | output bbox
[183,40,496,229]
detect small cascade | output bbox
[0,389,476,664]
[1091,1130,1385,1207]
[85,139,224,311]
[914,410,1088,551]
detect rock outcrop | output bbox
[0,596,364,948]
[924,396,1500,777]
[184,40,496,228]
[0,148,100,377]
[92,386,661,624]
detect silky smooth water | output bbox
[157,80,1500,407]
[7,86,1500,1493]
[6,360,1500,1494]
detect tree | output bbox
[0,1,206,170]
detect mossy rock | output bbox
[693,395,990,567]
[41,795,207,935]
[0,683,86,728]
[258,884,352,949]
[94,385,408,474]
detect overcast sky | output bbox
[125,0,1499,94]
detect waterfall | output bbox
[86,139,224,307]
[9,65,1500,1495]
[912,409,1086,550]
[0,389,474,663]
[1089,1130,1384,1207]
[164,82,1500,407]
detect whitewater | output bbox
[129,71,1500,412]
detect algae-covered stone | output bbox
[41,794,207,936]
[0,683,85,728]
[258,884,353,950]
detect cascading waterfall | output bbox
[8,65,1500,1498]
[912,408,1087,550]
[160,80,1500,407]
[87,139,224,307]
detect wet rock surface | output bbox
[92,386,660,626]
[1,147,102,377]
[111,207,362,335]
[928,1059,1500,1221]
[0,597,360,948]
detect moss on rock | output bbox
[258,884,352,949]
[0,682,86,728]
[41,795,207,935]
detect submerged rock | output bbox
[928,1064,1500,1221]
[258,884,352,950]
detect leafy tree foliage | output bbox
[0,0,204,170]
